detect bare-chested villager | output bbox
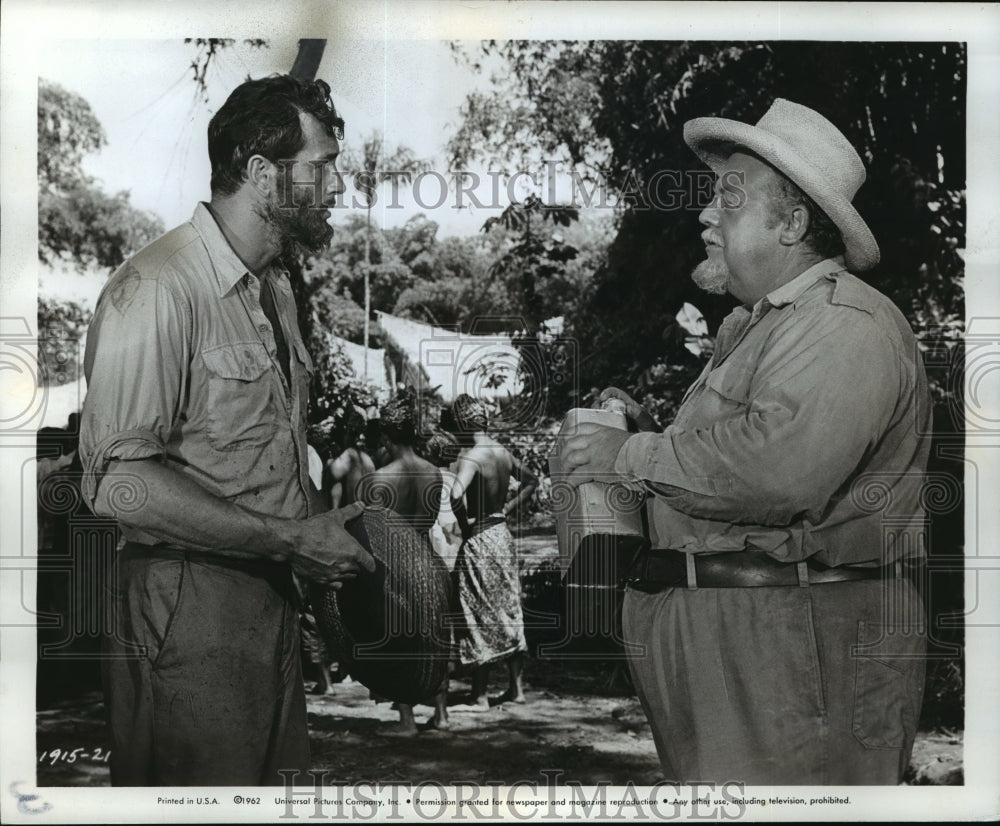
[448,394,538,709]
[325,407,376,508]
[356,392,452,735]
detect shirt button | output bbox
[259,324,270,333]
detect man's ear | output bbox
[779,204,811,246]
[246,155,273,196]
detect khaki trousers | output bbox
[103,544,310,785]
[623,577,925,785]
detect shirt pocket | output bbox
[703,359,752,407]
[201,342,277,451]
[292,338,314,376]
[852,621,925,749]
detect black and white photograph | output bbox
[2,1,998,822]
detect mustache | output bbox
[702,231,723,246]
[258,198,334,257]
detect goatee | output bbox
[691,256,729,295]
[258,197,334,259]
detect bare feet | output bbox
[310,679,334,696]
[380,703,420,737]
[428,710,452,731]
[494,689,527,705]
[379,721,420,738]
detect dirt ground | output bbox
[36,663,961,788]
[34,662,659,788]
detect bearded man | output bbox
[79,75,374,786]
[561,99,930,785]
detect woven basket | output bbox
[310,508,453,704]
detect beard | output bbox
[691,255,730,295]
[259,188,334,259]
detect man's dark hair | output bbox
[339,406,367,449]
[363,417,382,450]
[306,421,335,463]
[439,406,457,434]
[451,394,488,434]
[208,74,344,196]
[766,175,846,261]
[423,431,460,468]
[380,390,418,447]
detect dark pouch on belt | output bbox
[564,533,651,589]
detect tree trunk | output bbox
[289,39,326,81]
[363,206,372,381]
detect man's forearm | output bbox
[449,495,473,541]
[503,483,537,515]
[93,458,297,559]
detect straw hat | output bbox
[684,98,879,272]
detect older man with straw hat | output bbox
[561,99,931,785]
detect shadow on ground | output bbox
[36,659,962,787]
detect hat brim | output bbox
[683,117,880,272]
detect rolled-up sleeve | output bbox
[79,263,189,510]
[614,308,902,526]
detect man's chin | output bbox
[691,258,729,295]
[283,230,332,260]
[277,213,335,258]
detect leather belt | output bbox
[624,548,897,592]
[120,543,290,579]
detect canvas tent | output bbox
[375,312,523,404]
[329,334,393,401]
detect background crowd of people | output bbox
[301,390,538,735]
[36,389,540,740]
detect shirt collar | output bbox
[712,258,847,367]
[764,257,847,309]
[190,202,251,297]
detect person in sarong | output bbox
[447,394,538,709]
[356,391,452,734]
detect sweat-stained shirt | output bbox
[79,203,316,554]
[614,259,932,567]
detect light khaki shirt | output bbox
[615,259,932,566]
[80,203,315,550]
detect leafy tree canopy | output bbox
[38,79,164,271]
[448,41,966,400]
[37,79,165,387]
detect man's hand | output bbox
[559,422,633,487]
[288,502,376,587]
[599,387,659,432]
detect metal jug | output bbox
[548,400,649,588]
